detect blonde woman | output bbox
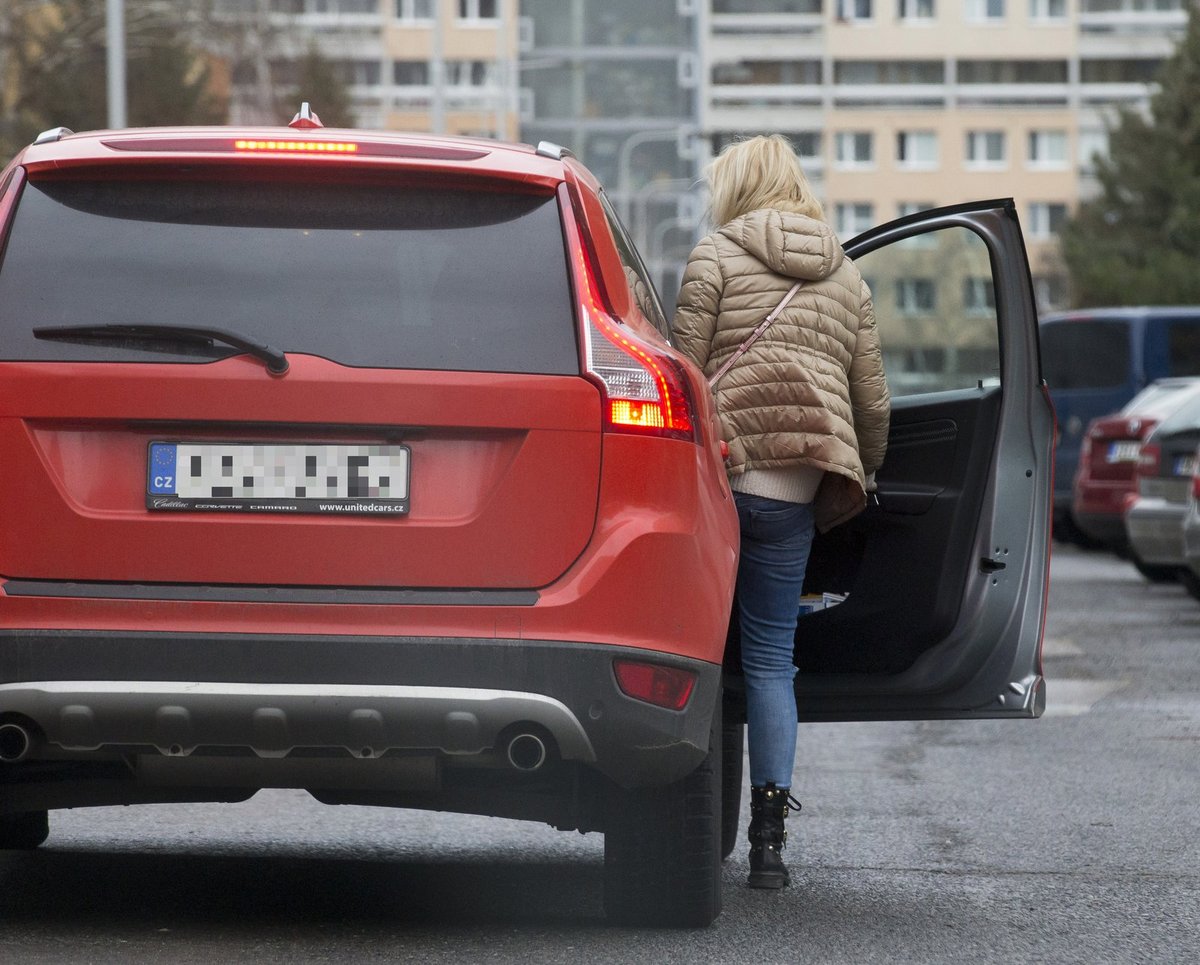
[673,135,890,889]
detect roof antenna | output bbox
[289,103,324,130]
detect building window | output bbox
[897,0,934,18]
[965,130,1006,168]
[1028,130,1068,168]
[1029,0,1066,19]
[332,60,381,86]
[394,61,430,85]
[1078,129,1109,173]
[835,60,945,84]
[1032,274,1068,312]
[896,131,938,168]
[966,0,1005,20]
[958,59,1068,84]
[896,278,937,314]
[1027,202,1068,238]
[446,60,497,86]
[458,0,498,19]
[711,60,823,86]
[835,202,875,238]
[834,131,874,168]
[396,0,434,18]
[837,0,874,20]
[963,276,996,315]
[897,202,937,247]
[1080,59,1164,84]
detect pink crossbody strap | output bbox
[707,281,804,389]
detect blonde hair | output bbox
[707,134,825,227]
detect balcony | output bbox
[832,83,946,107]
[710,84,823,108]
[953,83,1070,106]
[710,12,824,36]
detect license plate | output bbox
[1106,441,1141,463]
[1173,454,1196,478]
[147,443,410,515]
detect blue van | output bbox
[1040,307,1200,541]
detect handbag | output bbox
[707,281,804,389]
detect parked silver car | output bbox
[1181,455,1200,601]
[1125,392,1200,599]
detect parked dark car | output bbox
[1040,307,1200,542]
[0,115,1054,927]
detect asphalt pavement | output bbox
[1,545,1198,963]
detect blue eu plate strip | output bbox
[147,443,179,495]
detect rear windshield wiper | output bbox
[33,323,289,375]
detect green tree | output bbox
[1,0,226,161]
[283,45,356,129]
[1060,6,1200,306]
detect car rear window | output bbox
[1040,319,1130,390]
[0,177,578,374]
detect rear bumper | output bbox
[1124,498,1186,566]
[0,631,721,790]
[1071,509,1129,547]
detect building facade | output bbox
[214,0,520,138]
[701,0,1192,312]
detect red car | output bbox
[0,113,1053,927]
[1072,377,1200,576]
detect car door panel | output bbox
[723,200,1053,722]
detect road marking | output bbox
[1043,678,1127,717]
[1042,636,1084,658]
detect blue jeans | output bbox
[734,492,815,789]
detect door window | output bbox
[854,225,1001,396]
[599,194,672,341]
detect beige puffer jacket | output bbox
[672,208,890,531]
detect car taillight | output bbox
[613,660,697,711]
[1137,442,1162,479]
[1193,470,1200,501]
[572,233,695,442]
[586,319,694,439]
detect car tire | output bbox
[1178,568,1200,602]
[720,717,744,862]
[603,702,723,928]
[1132,557,1178,583]
[0,810,49,850]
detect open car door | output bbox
[725,199,1054,721]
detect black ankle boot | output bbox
[748,783,800,890]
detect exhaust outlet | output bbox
[505,732,548,772]
[0,722,33,763]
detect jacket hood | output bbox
[717,209,844,282]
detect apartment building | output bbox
[214,0,520,138]
[702,0,1191,313]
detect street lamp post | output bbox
[616,129,685,224]
[106,0,127,129]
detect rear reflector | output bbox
[613,660,697,711]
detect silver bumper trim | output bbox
[0,681,596,762]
